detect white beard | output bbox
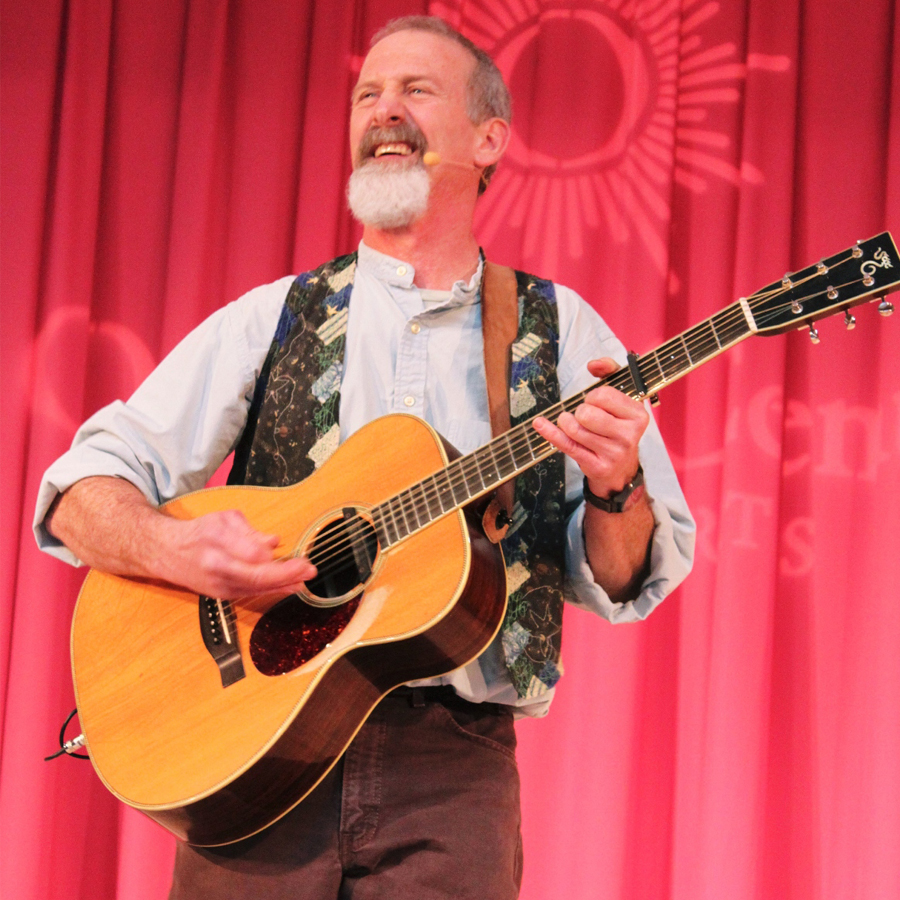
[347,162,430,229]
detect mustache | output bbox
[357,122,428,163]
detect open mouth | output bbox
[358,125,427,166]
[373,143,415,158]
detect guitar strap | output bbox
[480,261,519,540]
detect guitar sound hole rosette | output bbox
[299,507,381,608]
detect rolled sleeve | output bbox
[33,277,292,565]
[556,284,695,622]
[564,438,695,622]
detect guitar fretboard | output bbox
[369,298,754,549]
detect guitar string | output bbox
[301,263,881,580]
[301,265,876,581]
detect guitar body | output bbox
[71,414,508,846]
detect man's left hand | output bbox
[532,356,649,496]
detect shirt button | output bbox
[410,322,421,334]
[397,265,408,277]
[403,396,415,407]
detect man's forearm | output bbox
[45,476,316,599]
[583,496,654,604]
[46,476,176,578]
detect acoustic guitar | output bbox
[69,233,898,845]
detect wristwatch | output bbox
[583,465,645,513]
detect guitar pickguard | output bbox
[250,595,361,675]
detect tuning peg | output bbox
[808,323,820,344]
[844,311,856,330]
[879,298,894,316]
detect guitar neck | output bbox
[370,301,752,549]
[371,232,899,550]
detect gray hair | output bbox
[370,16,511,190]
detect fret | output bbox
[427,473,447,516]
[384,499,406,542]
[447,464,469,506]
[505,426,531,468]
[372,507,393,549]
[470,446,496,489]
[712,304,749,345]
[679,334,694,367]
[642,351,667,390]
[409,481,431,527]
[655,340,690,381]
[684,320,718,364]
[707,317,723,350]
[522,425,542,462]
[640,356,664,395]
[481,443,503,486]
[394,493,416,536]
[493,435,518,481]
[402,488,423,531]
[462,458,485,495]
[435,471,457,512]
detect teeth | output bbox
[374,143,413,157]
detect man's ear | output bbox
[473,117,511,168]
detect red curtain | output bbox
[2,1,898,897]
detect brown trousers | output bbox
[169,688,523,899]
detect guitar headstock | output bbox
[746,232,899,337]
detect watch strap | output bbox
[583,465,645,513]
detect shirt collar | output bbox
[357,241,483,306]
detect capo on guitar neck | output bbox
[626,351,660,406]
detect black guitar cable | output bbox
[44,708,89,760]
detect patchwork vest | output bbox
[230,254,567,699]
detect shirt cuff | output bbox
[564,493,694,623]
[32,435,162,566]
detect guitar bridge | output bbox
[199,596,246,687]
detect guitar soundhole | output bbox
[303,509,379,604]
[250,595,361,675]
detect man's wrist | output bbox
[583,465,645,513]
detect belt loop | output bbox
[410,687,426,708]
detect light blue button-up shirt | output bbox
[35,242,694,715]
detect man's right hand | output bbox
[46,476,316,600]
[159,508,317,600]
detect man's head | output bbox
[347,17,511,230]
[368,17,511,158]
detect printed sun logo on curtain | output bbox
[432,0,790,328]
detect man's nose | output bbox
[372,89,405,126]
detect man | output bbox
[35,16,693,899]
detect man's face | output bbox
[349,29,479,178]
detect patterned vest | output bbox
[230,254,567,699]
